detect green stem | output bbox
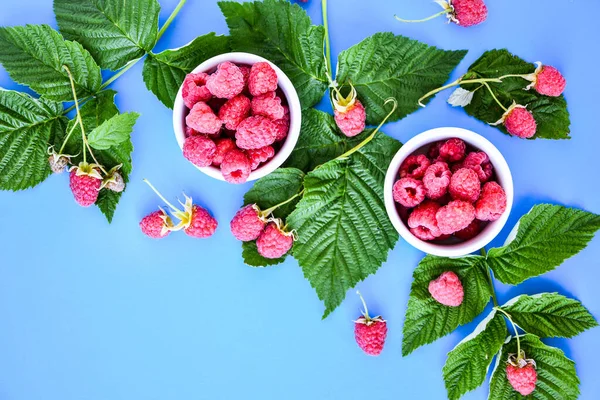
[143,179,180,213]
[58,118,80,154]
[482,82,508,112]
[262,189,305,216]
[356,290,370,319]
[480,248,499,307]
[498,73,531,80]
[99,57,143,90]
[418,77,502,107]
[394,9,449,23]
[157,0,187,41]
[63,65,87,164]
[322,0,332,79]
[496,307,521,357]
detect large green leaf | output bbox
[143,33,230,108]
[54,0,161,70]
[402,255,492,356]
[487,204,600,284]
[219,0,328,109]
[0,90,68,190]
[0,25,102,101]
[88,112,139,150]
[286,133,401,318]
[336,32,467,124]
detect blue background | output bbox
[1,0,599,399]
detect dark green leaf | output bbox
[88,111,139,150]
[243,167,305,220]
[242,241,287,267]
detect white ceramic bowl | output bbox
[384,127,513,257]
[172,52,302,182]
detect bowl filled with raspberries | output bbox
[173,52,301,184]
[384,127,513,257]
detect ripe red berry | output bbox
[185,101,223,135]
[183,135,216,168]
[423,161,452,199]
[393,177,426,208]
[506,352,537,396]
[256,221,294,259]
[230,204,266,241]
[182,72,211,109]
[408,200,442,241]
[436,200,475,235]
[451,0,488,27]
[69,163,102,207]
[354,291,387,356]
[534,65,566,97]
[140,210,172,239]
[399,154,431,179]
[235,116,278,150]
[504,106,537,139]
[449,167,481,202]
[248,62,278,97]
[220,149,252,184]
[185,205,218,238]
[206,61,245,99]
[334,99,366,137]
[428,271,464,307]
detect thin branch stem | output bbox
[394,10,448,23]
[63,65,87,164]
[495,307,521,357]
[418,77,502,107]
[262,189,305,216]
[483,82,508,112]
[322,0,332,80]
[157,0,187,40]
[143,179,180,213]
[99,57,143,90]
[58,117,80,154]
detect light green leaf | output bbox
[219,0,328,109]
[143,33,230,108]
[0,25,102,101]
[501,293,598,338]
[242,241,287,268]
[336,32,467,124]
[54,0,160,70]
[402,255,492,356]
[487,204,600,284]
[0,90,68,190]
[88,111,139,150]
[286,133,401,318]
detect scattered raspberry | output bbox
[428,271,464,307]
[475,181,507,221]
[334,99,366,137]
[217,94,251,130]
[185,205,218,238]
[140,210,171,239]
[399,154,431,179]
[393,177,426,208]
[504,106,537,139]
[235,115,278,150]
[506,362,537,396]
[69,166,102,207]
[230,204,266,241]
[246,145,275,170]
[423,161,451,199]
[449,168,481,202]
[256,222,294,259]
[212,138,236,167]
[454,219,481,240]
[452,0,488,27]
[251,91,285,120]
[248,62,278,96]
[205,61,245,99]
[48,154,68,174]
[436,200,475,235]
[185,102,222,135]
[438,138,466,162]
[220,149,252,184]
[462,151,493,182]
[535,65,566,97]
[183,135,216,168]
[427,141,443,159]
[354,291,387,356]
[182,72,211,109]
[407,201,441,240]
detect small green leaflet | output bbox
[0,25,102,101]
[335,32,467,124]
[143,33,230,108]
[501,293,598,339]
[443,310,507,400]
[402,255,492,356]
[219,0,328,109]
[54,0,161,70]
[489,334,580,400]
[88,112,140,150]
[0,90,68,191]
[486,204,600,284]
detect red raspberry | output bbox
[462,151,493,182]
[506,362,537,396]
[438,138,466,162]
[256,222,294,259]
[251,91,285,120]
[140,210,171,239]
[183,205,218,238]
[273,105,290,142]
[428,271,464,307]
[212,138,236,167]
[354,291,387,356]
[181,72,211,109]
[183,135,216,168]
[246,146,275,170]
[235,116,278,150]
[334,99,366,137]
[423,161,451,199]
[407,201,442,240]
[399,154,430,179]
[452,0,488,27]
[185,102,222,135]
[185,126,198,137]
[230,204,266,241]
[220,149,251,184]
[393,177,426,208]
[436,200,475,235]
[449,167,480,202]
[218,94,251,130]
[475,181,507,221]
[504,106,537,139]
[69,165,102,207]
[454,219,481,240]
[238,65,250,89]
[535,65,566,97]
[206,61,245,99]
[427,141,443,159]
[248,62,278,96]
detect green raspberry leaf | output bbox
[143,33,230,109]
[461,49,570,139]
[286,133,401,318]
[487,204,600,285]
[402,255,492,356]
[443,310,507,400]
[335,32,467,125]
[489,334,580,400]
[54,0,160,70]
[218,0,328,109]
[0,90,68,190]
[242,241,287,268]
[501,293,598,338]
[0,25,102,101]
[88,111,140,150]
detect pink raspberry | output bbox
[206,61,245,99]
[246,145,275,170]
[140,210,171,239]
[251,91,285,120]
[334,99,366,137]
[438,138,466,162]
[454,219,481,240]
[183,135,216,168]
[181,72,211,109]
[428,271,464,307]
[423,161,451,199]
[220,149,251,184]
[427,141,443,159]
[273,105,290,142]
[436,200,475,235]
[407,201,442,241]
[185,205,218,238]
[212,138,236,167]
[230,204,266,241]
[475,181,507,221]
[235,116,278,150]
[449,168,480,202]
[506,363,537,396]
[399,154,430,179]
[504,106,537,139]
[354,292,387,356]
[238,65,250,89]
[452,0,488,27]
[248,62,278,96]
[185,126,198,137]
[185,102,222,135]
[69,168,102,207]
[393,177,426,208]
[256,222,294,259]
[535,65,566,97]
[462,151,493,182]
[218,94,251,130]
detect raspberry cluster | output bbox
[181,61,289,184]
[393,137,507,242]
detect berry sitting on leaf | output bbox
[331,82,366,137]
[506,351,538,396]
[428,271,464,307]
[354,291,387,356]
[256,220,295,259]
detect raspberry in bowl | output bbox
[384,127,513,257]
[172,52,301,184]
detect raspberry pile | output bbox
[393,137,507,242]
[181,61,290,184]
